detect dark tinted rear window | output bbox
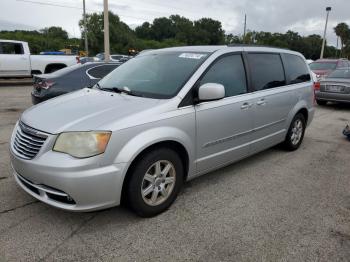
[283,54,311,84]
[248,53,286,91]
[87,64,119,79]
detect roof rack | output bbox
[227,44,290,50]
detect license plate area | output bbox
[325,85,344,93]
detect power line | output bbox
[15,0,151,20]
[15,0,203,21]
[16,0,84,10]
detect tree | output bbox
[193,18,225,45]
[334,23,350,57]
[79,11,136,55]
[170,15,194,44]
[135,22,152,39]
[150,17,176,41]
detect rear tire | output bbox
[126,148,184,217]
[316,99,327,106]
[283,113,306,151]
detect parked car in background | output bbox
[80,57,99,64]
[11,45,314,217]
[94,53,131,62]
[111,54,131,62]
[0,40,80,77]
[309,58,350,79]
[306,59,314,64]
[314,68,350,105]
[31,62,120,104]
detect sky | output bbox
[0,0,349,47]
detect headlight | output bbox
[53,131,111,158]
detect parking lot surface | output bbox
[1,85,350,261]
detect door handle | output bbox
[257,99,267,106]
[241,102,252,110]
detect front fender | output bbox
[113,126,195,176]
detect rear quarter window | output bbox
[87,64,119,79]
[283,54,311,84]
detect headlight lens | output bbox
[53,131,111,158]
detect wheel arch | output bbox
[116,127,194,204]
[286,100,310,129]
[44,63,67,73]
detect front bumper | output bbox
[315,91,350,103]
[10,123,127,211]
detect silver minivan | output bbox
[10,45,315,217]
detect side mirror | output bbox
[198,83,225,102]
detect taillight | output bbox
[312,82,320,105]
[313,82,320,90]
[41,80,55,90]
[76,56,80,64]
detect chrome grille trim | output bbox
[12,122,48,160]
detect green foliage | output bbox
[79,11,137,55]
[134,15,225,47]
[334,22,350,58]
[1,12,348,59]
[0,27,80,54]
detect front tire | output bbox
[126,148,184,217]
[283,113,306,151]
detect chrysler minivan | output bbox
[10,45,314,217]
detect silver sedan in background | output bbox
[315,68,350,105]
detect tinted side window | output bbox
[87,65,118,79]
[248,53,286,91]
[283,54,311,84]
[200,54,247,97]
[0,42,24,54]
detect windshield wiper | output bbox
[110,87,136,96]
[96,84,143,97]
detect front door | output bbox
[195,53,254,174]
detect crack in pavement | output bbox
[0,200,39,215]
[0,176,8,181]
[39,214,99,261]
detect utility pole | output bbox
[83,0,88,56]
[104,0,110,62]
[243,14,246,44]
[336,36,339,58]
[320,7,331,59]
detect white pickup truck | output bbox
[0,39,80,77]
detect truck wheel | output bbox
[283,113,306,151]
[126,148,184,217]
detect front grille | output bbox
[13,122,48,159]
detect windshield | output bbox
[309,62,337,71]
[327,69,350,79]
[97,51,209,98]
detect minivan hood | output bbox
[21,88,164,134]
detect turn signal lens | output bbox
[53,131,111,158]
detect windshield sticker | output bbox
[179,53,206,59]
